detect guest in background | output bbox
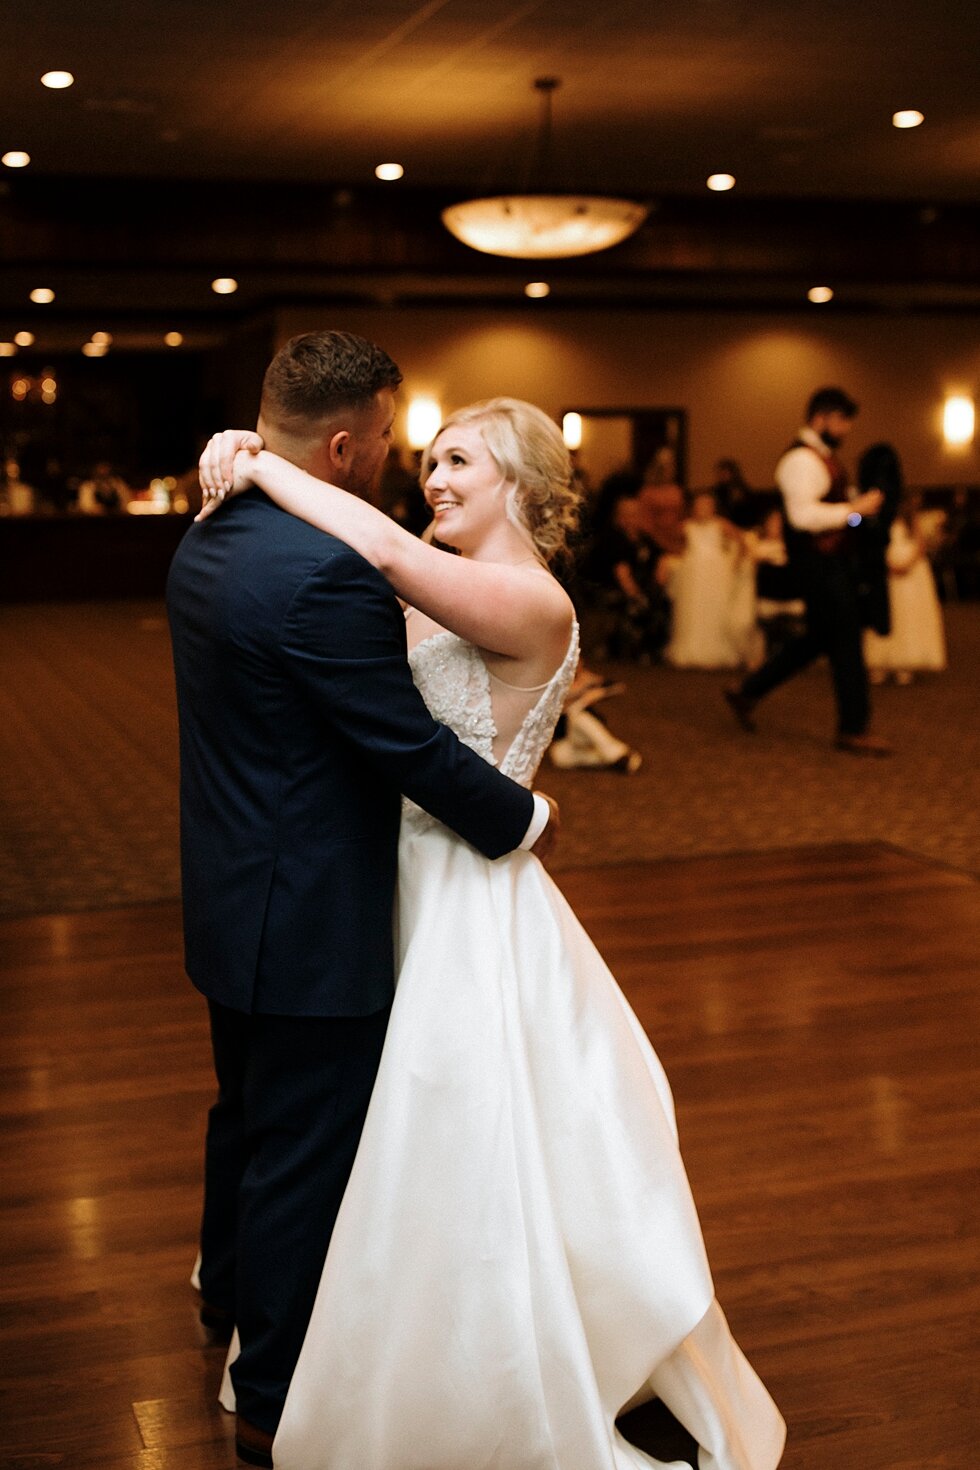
[710,458,759,529]
[2,460,36,516]
[855,442,902,641]
[934,488,980,600]
[77,460,131,515]
[864,494,947,683]
[549,663,642,774]
[578,479,671,661]
[747,508,806,660]
[724,387,890,755]
[603,493,673,660]
[665,490,746,669]
[637,448,686,556]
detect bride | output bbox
[198,399,785,1470]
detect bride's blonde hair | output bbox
[425,398,580,565]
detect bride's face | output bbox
[423,422,511,552]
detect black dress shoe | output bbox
[723,686,757,733]
[236,1415,275,1468]
[835,731,893,757]
[199,1299,235,1341]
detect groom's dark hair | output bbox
[261,331,402,423]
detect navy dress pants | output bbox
[740,551,870,737]
[200,997,390,1434]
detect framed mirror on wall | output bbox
[561,408,687,490]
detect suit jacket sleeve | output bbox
[279,547,534,860]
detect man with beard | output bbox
[724,387,891,755]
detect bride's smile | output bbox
[423,422,513,556]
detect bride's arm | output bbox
[204,444,573,663]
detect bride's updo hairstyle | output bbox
[429,398,580,565]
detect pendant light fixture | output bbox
[441,78,648,261]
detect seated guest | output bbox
[583,491,672,660]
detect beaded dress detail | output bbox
[402,624,579,832]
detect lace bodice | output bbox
[404,624,579,828]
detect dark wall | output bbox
[2,352,214,491]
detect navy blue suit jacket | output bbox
[166,490,533,1018]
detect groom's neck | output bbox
[258,413,348,490]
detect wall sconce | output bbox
[943,395,975,447]
[562,412,583,451]
[406,397,442,450]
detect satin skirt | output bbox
[230,823,784,1468]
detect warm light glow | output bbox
[943,396,975,447]
[41,376,56,392]
[41,70,75,89]
[30,288,55,304]
[892,110,924,129]
[66,1196,101,1260]
[14,331,34,346]
[562,413,583,451]
[0,343,16,357]
[808,286,834,304]
[90,331,112,346]
[524,281,551,299]
[211,277,238,295]
[164,331,184,347]
[442,196,648,260]
[82,342,108,357]
[2,151,30,169]
[406,397,442,450]
[707,173,736,192]
[12,378,30,399]
[127,499,169,515]
[375,163,404,181]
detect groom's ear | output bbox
[326,429,350,471]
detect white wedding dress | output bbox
[223,623,785,1470]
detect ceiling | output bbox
[2,0,979,346]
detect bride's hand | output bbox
[196,429,265,521]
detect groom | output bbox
[166,331,553,1466]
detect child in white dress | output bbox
[665,492,746,669]
[864,500,947,683]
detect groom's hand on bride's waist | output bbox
[530,792,560,862]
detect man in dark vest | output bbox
[166,331,554,1466]
[724,387,891,755]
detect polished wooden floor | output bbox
[1,843,977,1469]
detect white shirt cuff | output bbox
[519,792,551,850]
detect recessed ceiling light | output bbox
[524,281,551,298]
[707,173,736,192]
[30,288,55,304]
[808,286,834,304]
[2,151,31,169]
[211,277,238,295]
[91,330,112,346]
[14,331,34,346]
[41,70,75,90]
[0,342,17,357]
[375,163,404,181]
[892,110,924,129]
[164,331,184,347]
